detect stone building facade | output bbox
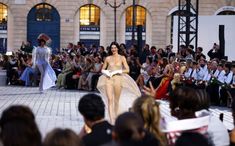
[0,0,235,52]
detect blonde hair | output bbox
[132,96,166,146]
[171,73,181,90]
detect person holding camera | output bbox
[207,43,222,60]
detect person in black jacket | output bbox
[207,43,222,60]
[78,94,113,146]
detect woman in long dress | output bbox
[32,39,56,92]
[97,42,141,124]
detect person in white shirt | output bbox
[220,63,233,106]
[206,61,221,105]
[191,61,199,81]
[216,63,225,83]
[197,59,208,81]
[184,60,193,79]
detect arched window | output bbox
[0,3,7,25]
[80,4,100,26]
[125,5,146,48]
[126,5,146,29]
[35,3,52,21]
[217,10,235,15]
[27,3,60,53]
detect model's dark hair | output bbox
[0,105,42,146]
[78,94,105,121]
[108,42,121,55]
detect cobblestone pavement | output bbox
[0,86,233,138]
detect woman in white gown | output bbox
[97,42,141,124]
[32,39,56,92]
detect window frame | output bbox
[0,3,7,24]
[125,5,146,28]
[35,3,53,22]
[79,4,100,27]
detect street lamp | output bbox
[104,0,126,42]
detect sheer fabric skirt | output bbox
[97,74,141,115]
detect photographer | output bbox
[207,43,222,60]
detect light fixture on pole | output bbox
[104,0,126,42]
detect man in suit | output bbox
[78,94,113,146]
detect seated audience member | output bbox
[103,112,159,146]
[51,55,63,76]
[19,54,35,86]
[85,55,102,91]
[220,62,233,106]
[43,128,82,146]
[175,132,212,146]
[0,105,41,146]
[195,47,206,62]
[77,57,94,90]
[78,94,113,146]
[143,70,178,99]
[145,58,174,99]
[57,54,74,89]
[136,56,152,89]
[66,54,85,89]
[132,96,166,146]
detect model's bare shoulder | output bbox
[121,55,127,61]
[105,56,111,60]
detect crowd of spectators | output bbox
[0,41,234,106]
[0,41,235,145]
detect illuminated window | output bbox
[0,3,7,23]
[218,10,235,15]
[126,6,146,27]
[80,4,100,26]
[36,3,52,21]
